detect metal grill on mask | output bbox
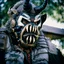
[11,13,41,48]
[20,24,40,46]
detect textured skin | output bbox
[5,34,24,64]
[5,51,24,64]
[0,27,63,64]
[5,30,49,64]
[31,31,49,64]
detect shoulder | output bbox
[49,48,64,64]
[46,38,64,64]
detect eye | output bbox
[35,20,40,25]
[22,18,29,25]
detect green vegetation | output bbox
[0,0,64,26]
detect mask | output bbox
[8,0,47,48]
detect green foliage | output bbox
[0,0,64,26]
[42,0,64,23]
[31,0,64,23]
[0,0,19,27]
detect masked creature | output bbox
[0,0,64,64]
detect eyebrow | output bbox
[18,15,30,22]
[22,13,30,19]
[35,14,40,19]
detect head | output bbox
[8,0,47,48]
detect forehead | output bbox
[20,13,40,19]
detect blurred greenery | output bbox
[60,38,64,48]
[0,0,18,26]
[32,0,64,23]
[0,0,64,26]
